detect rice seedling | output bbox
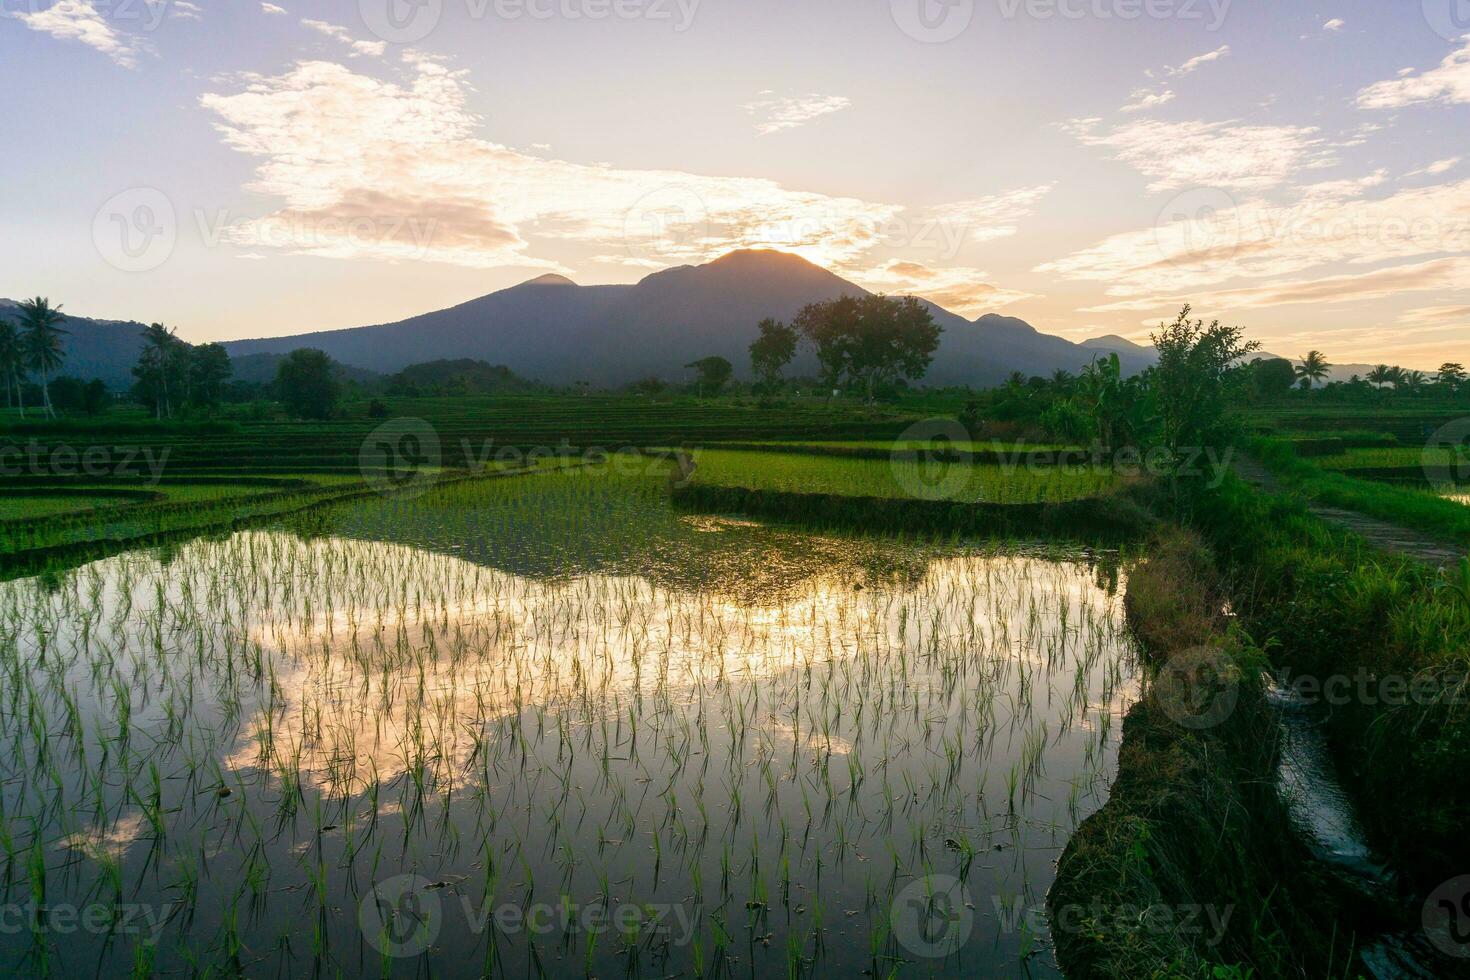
[0,466,1140,975]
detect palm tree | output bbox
[0,317,23,416]
[138,323,181,419]
[1295,350,1331,390]
[1402,369,1427,395]
[1366,364,1393,390]
[17,297,67,419]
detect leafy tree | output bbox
[1295,350,1331,390]
[0,317,23,416]
[1249,357,1297,400]
[134,323,185,419]
[276,349,340,419]
[188,343,233,409]
[1437,362,1466,389]
[49,377,110,415]
[685,356,733,397]
[749,318,798,391]
[1074,353,1149,450]
[793,295,941,402]
[1149,305,1260,462]
[17,297,68,419]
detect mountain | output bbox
[0,299,148,389]
[1081,334,1155,359]
[223,251,1155,388]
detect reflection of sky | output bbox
[6,528,1139,808]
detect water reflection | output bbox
[0,472,1140,977]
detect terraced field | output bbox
[686,448,1121,504]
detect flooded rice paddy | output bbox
[0,470,1140,976]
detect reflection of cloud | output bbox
[1358,39,1470,109]
[13,0,144,67]
[743,92,851,135]
[1061,116,1334,191]
[60,813,147,861]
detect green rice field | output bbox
[687,449,1122,504]
[0,465,1140,976]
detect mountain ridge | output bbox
[222,250,1156,387]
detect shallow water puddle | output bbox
[0,475,1140,976]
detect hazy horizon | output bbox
[5,0,1469,365]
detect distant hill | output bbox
[223,251,1157,388]
[229,351,382,387]
[0,299,148,389]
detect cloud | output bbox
[11,0,144,67]
[1408,157,1461,177]
[171,1,203,21]
[262,3,288,14]
[1061,117,1335,192]
[1357,39,1470,109]
[1323,18,1345,32]
[920,184,1054,246]
[1398,304,1470,327]
[1167,44,1230,76]
[1094,257,1470,316]
[743,93,851,135]
[1120,88,1175,113]
[200,61,924,271]
[857,260,1035,317]
[301,18,387,58]
[1038,176,1470,303]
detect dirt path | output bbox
[1234,456,1466,568]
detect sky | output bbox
[3,0,1469,368]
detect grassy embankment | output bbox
[1250,436,1470,548]
[671,447,1153,541]
[1185,473,1470,890]
[1049,525,1364,978]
